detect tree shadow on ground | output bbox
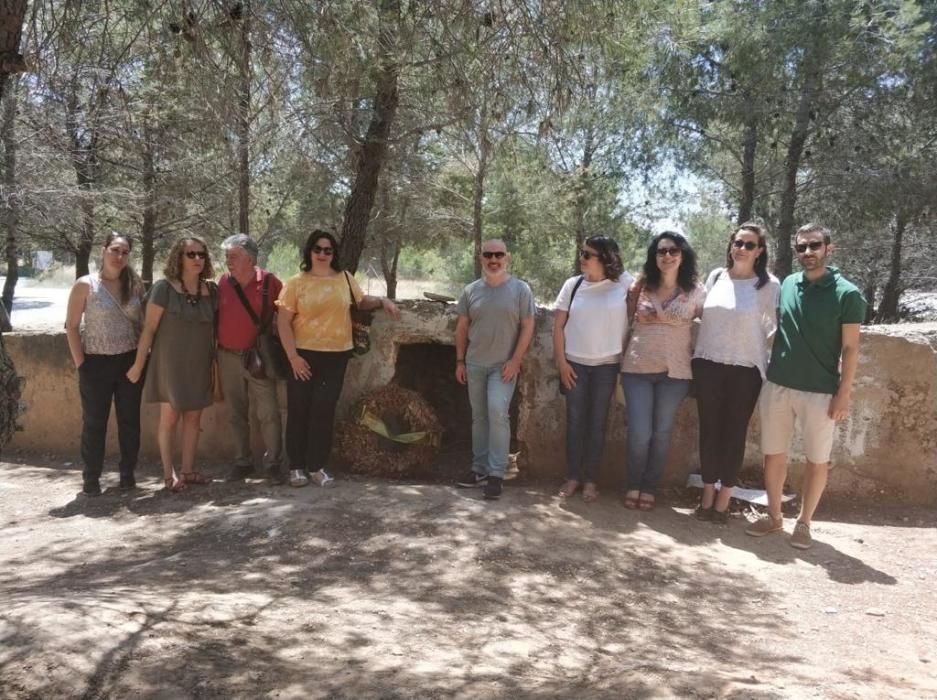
[0,461,922,698]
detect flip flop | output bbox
[622,492,639,509]
[582,483,599,503]
[637,495,656,511]
[559,480,581,498]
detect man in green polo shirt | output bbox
[746,223,867,549]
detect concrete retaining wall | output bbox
[6,303,937,504]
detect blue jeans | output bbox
[620,372,690,494]
[564,361,619,482]
[466,362,517,478]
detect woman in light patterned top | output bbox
[276,230,400,488]
[692,223,780,524]
[65,232,145,496]
[621,232,704,511]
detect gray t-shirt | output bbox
[456,276,535,366]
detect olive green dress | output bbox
[142,279,217,411]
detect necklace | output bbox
[180,278,201,306]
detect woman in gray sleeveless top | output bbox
[65,233,145,496]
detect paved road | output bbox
[3,280,69,333]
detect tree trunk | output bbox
[472,95,490,279]
[376,174,399,299]
[141,136,157,287]
[875,213,906,323]
[1,78,18,317]
[863,282,876,324]
[738,97,757,225]
[236,0,251,236]
[774,44,824,279]
[338,0,400,274]
[572,125,595,274]
[65,91,99,279]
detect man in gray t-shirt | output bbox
[454,239,535,500]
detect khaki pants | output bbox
[218,348,283,468]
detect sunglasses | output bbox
[185,250,207,259]
[312,245,334,255]
[656,247,682,257]
[579,250,600,261]
[482,251,506,259]
[732,240,760,251]
[795,241,824,253]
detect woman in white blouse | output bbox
[692,223,780,523]
[553,236,634,502]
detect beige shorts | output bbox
[760,381,835,464]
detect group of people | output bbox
[67,222,864,550]
[455,224,864,550]
[65,230,401,496]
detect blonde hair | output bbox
[163,236,215,282]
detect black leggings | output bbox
[285,349,350,471]
[692,358,762,488]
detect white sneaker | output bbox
[310,469,334,487]
[289,469,309,487]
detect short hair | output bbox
[164,236,215,282]
[583,235,624,282]
[222,233,259,260]
[300,230,342,272]
[641,231,698,293]
[796,223,831,245]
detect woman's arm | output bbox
[127,301,165,383]
[359,295,401,320]
[277,307,312,380]
[552,311,576,390]
[64,279,90,368]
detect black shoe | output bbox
[711,509,729,525]
[483,476,503,500]
[266,465,287,485]
[225,464,255,482]
[118,476,137,491]
[457,470,487,488]
[82,481,102,497]
[694,504,713,522]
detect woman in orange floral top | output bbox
[276,230,400,488]
[620,232,705,511]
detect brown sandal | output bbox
[164,476,186,493]
[622,491,639,509]
[582,483,599,503]
[637,494,656,511]
[559,480,581,498]
[181,471,212,485]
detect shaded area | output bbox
[0,458,933,699]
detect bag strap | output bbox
[343,271,359,310]
[562,275,585,329]
[229,275,263,329]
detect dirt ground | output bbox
[1,453,935,700]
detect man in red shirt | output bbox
[217,234,285,483]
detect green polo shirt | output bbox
[766,266,866,395]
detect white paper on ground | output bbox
[685,473,794,506]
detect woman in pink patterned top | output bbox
[621,232,705,511]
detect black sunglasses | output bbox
[732,240,760,251]
[656,247,682,257]
[482,251,506,259]
[579,249,600,261]
[795,241,824,253]
[312,245,334,255]
[185,250,207,260]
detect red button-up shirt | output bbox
[217,268,283,351]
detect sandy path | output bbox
[1,456,935,699]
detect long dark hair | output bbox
[102,232,144,305]
[301,230,342,272]
[725,222,770,290]
[583,235,624,281]
[641,231,698,293]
